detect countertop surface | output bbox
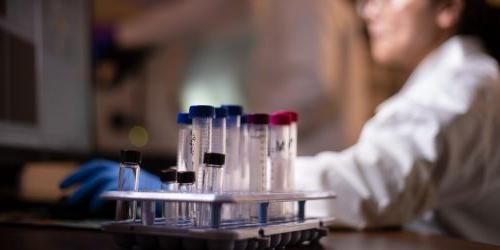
[0,224,498,250]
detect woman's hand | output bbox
[59,159,161,211]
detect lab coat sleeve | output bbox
[294,70,491,229]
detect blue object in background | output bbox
[59,159,161,211]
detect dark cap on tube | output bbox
[273,110,298,122]
[203,152,225,166]
[160,169,178,183]
[289,112,298,122]
[189,105,215,118]
[120,150,142,164]
[241,114,249,124]
[270,113,292,125]
[178,171,196,184]
[176,112,192,125]
[215,107,228,118]
[248,114,269,125]
[221,105,243,116]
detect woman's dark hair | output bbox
[433,0,500,62]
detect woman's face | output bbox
[361,0,443,69]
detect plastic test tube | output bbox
[178,171,196,224]
[202,152,225,192]
[116,150,141,221]
[200,152,225,226]
[269,113,292,219]
[288,112,298,188]
[286,111,298,217]
[189,105,215,191]
[237,114,250,221]
[247,114,270,220]
[176,113,192,172]
[239,114,250,193]
[161,169,178,224]
[220,105,242,192]
[211,108,227,155]
[220,105,243,221]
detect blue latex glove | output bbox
[59,159,161,211]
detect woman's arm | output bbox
[295,66,497,228]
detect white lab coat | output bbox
[295,36,500,245]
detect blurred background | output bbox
[0,0,407,223]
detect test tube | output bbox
[116,150,141,221]
[269,113,292,219]
[211,108,227,155]
[286,111,298,218]
[202,152,225,192]
[236,114,251,221]
[176,113,192,172]
[288,112,298,186]
[189,105,215,191]
[200,152,225,226]
[220,105,242,192]
[248,114,270,220]
[275,111,298,191]
[161,169,178,224]
[239,114,250,192]
[221,105,243,221]
[177,171,196,224]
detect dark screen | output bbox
[0,28,37,125]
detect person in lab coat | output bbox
[294,0,500,245]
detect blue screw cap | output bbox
[189,105,215,118]
[176,112,192,124]
[221,105,243,116]
[215,107,228,118]
[241,114,249,124]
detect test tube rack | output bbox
[101,191,336,250]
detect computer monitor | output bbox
[0,0,91,153]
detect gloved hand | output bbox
[59,159,161,211]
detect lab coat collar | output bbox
[375,36,487,114]
[401,35,485,93]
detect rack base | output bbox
[102,217,334,250]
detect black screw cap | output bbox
[203,152,225,166]
[120,150,142,164]
[178,171,196,184]
[160,169,178,183]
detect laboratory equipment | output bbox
[287,112,298,190]
[141,199,156,226]
[211,108,227,154]
[102,128,337,250]
[189,105,215,190]
[221,105,242,192]
[269,113,291,191]
[221,105,243,221]
[269,113,293,218]
[273,111,298,181]
[239,114,250,193]
[116,150,141,221]
[248,114,270,193]
[285,111,299,217]
[161,169,178,223]
[247,114,270,220]
[200,152,226,227]
[178,171,196,224]
[177,113,192,172]
[102,191,336,250]
[237,114,251,223]
[202,152,225,192]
